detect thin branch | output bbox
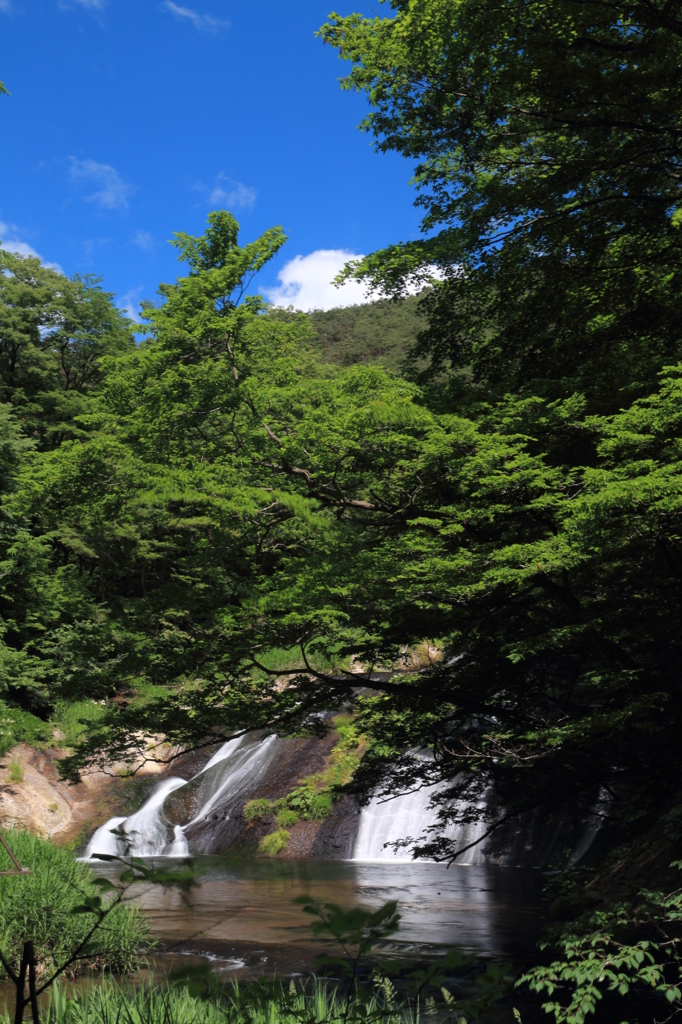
[264,423,283,444]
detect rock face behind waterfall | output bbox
[174,734,607,865]
[179,733,363,857]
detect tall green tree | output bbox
[0,214,328,742]
[2,213,453,770]
[0,251,134,445]
[7,205,674,872]
[320,0,682,411]
[5,203,682,993]
[0,253,134,714]
[282,19,682,1015]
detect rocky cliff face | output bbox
[0,743,168,848]
[163,735,606,866]
[0,731,360,859]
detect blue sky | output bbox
[0,0,421,316]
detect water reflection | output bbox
[129,858,543,962]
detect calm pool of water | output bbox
[121,858,544,976]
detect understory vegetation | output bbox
[0,842,510,1024]
[4,975,493,1024]
[0,830,149,978]
[3,0,682,1020]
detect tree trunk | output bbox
[13,943,28,1024]
[13,942,39,1024]
[27,943,39,1024]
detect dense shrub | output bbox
[0,829,149,977]
[283,785,332,822]
[257,830,289,857]
[243,799,271,822]
[275,809,299,828]
[0,702,51,758]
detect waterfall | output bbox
[200,735,244,772]
[84,816,127,860]
[83,732,608,866]
[354,774,489,864]
[117,777,188,856]
[84,781,191,860]
[185,734,278,828]
[84,734,279,860]
[167,824,190,857]
[569,787,610,866]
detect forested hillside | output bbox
[308,294,426,374]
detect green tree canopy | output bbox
[0,254,134,713]
[1,200,681,993]
[0,251,134,445]
[6,213,675,886]
[320,0,682,411]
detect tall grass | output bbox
[13,978,419,1024]
[0,830,149,978]
[43,982,229,1024]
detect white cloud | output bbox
[0,221,64,272]
[0,1,11,13]
[0,230,39,260]
[162,1,229,33]
[133,230,154,251]
[263,249,441,312]
[194,174,256,210]
[118,288,143,323]
[69,158,133,210]
[210,180,255,208]
[263,250,378,311]
[57,0,106,12]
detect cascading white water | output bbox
[354,773,489,864]
[204,737,243,769]
[167,825,189,857]
[118,777,188,856]
[84,734,279,860]
[185,734,278,828]
[84,734,606,867]
[84,733,497,866]
[84,816,127,859]
[568,787,610,866]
